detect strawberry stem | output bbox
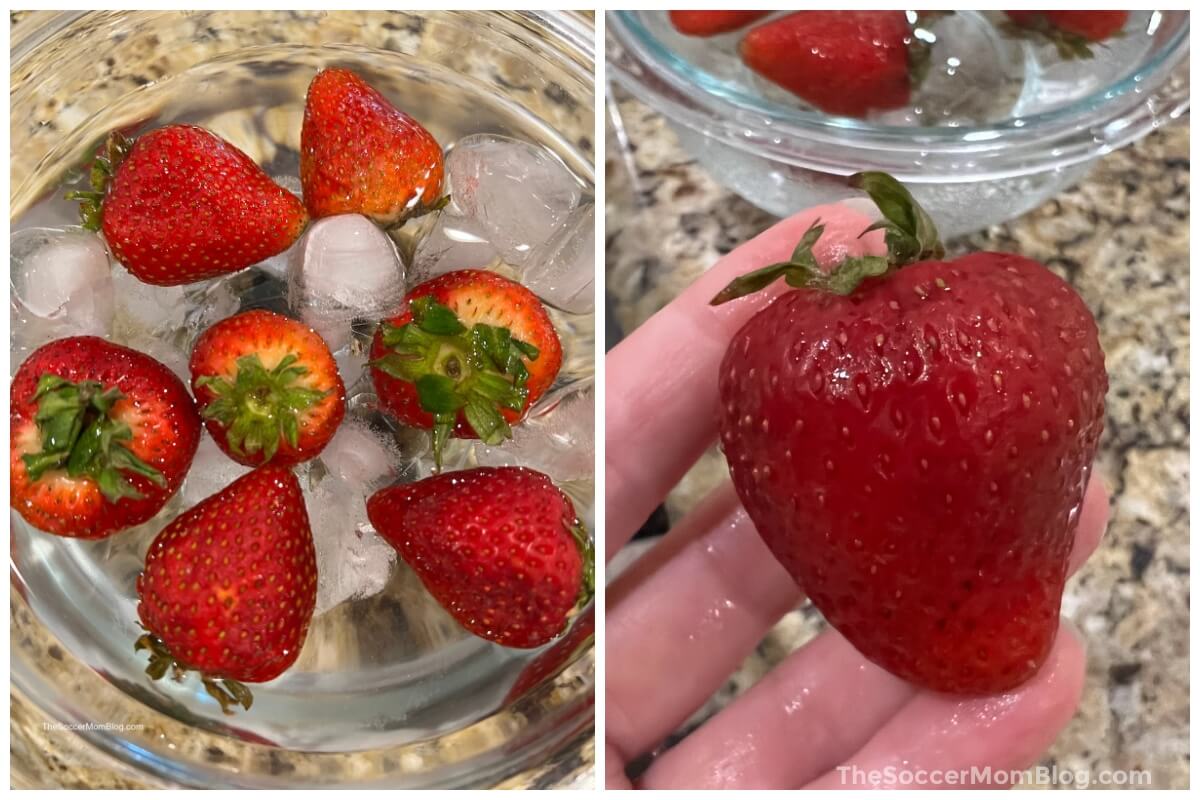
[371,296,538,471]
[195,353,329,464]
[999,16,1109,60]
[65,131,132,232]
[135,633,253,715]
[570,519,595,604]
[849,171,944,265]
[21,373,164,501]
[710,171,945,306]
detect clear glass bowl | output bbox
[607,10,1189,237]
[11,10,594,789]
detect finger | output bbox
[606,483,802,763]
[638,477,1108,789]
[639,626,911,789]
[1068,474,1110,574]
[805,622,1087,789]
[605,204,886,557]
[606,742,634,789]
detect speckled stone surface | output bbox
[10,11,594,789]
[606,88,1189,788]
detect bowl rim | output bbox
[610,9,1189,139]
[607,9,1190,179]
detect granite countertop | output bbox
[606,88,1189,788]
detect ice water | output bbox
[9,45,594,751]
[634,9,1164,126]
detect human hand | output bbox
[605,202,1109,789]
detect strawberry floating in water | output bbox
[300,67,446,226]
[10,337,201,539]
[367,467,592,649]
[72,125,307,286]
[370,269,562,470]
[190,309,346,468]
[136,465,317,713]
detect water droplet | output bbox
[1022,392,1032,409]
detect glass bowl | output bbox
[607,10,1189,237]
[11,10,594,789]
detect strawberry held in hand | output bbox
[72,125,307,286]
[10,337,201,539]
[301,67,445,225]
[370,269,562,469]
[136,466,317,713]
[367,467,593,649]
[668,10,770,37]
[713,173,1106,694]
[740,11,921,118]
[190,310,346,467]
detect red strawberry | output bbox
[10,337,201,539]
[739,11,918,118]
[668,10,771,37]
[369,270,563,469]
[366,467,592,649]
[300,67,445,225]
[71,125,307,286]
[1005,11,1129,57]
[712,173,1106,694]
[505,607,595,704]
[136,465,317,713]
[190,310,346,468]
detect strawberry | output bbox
[366,467,592,649]
[668,11,771,37]
[1005,11,1129,58]
[70,125,308,286]
[369,270,563,469]
[739,11,920,118]
[10,337,201,539]
[505,607,595,703]
[300,67,445,226]
[190,310,346,468]
[711,173,1106,694]
[136,465,317,713]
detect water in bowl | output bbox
[635,9,1163,126]
[9,44,595,751]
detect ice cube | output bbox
[445,134,582,265]
[307,480,396,616]
[407,208,499,285]
[522,202,594,314]
[287,215,406,352]
[335,344,370,396]
[317,418,401,491]
[10,227,115,361]
[474,384,594,482]
[179,436,252,510]
[109,265,240,381]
